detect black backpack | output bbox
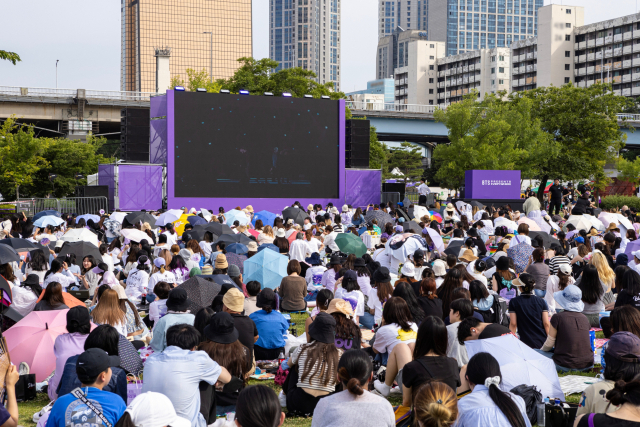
[476,295,509,327]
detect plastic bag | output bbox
[510,384,542,425]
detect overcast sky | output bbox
[1,0,639,93]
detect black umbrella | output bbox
[179,276,223,313]
[396,208,411,222]
[123,212,157,229]
[189,225,219,242]
[56,241,102,266]
[529,231,560,250]
[408,206,414,220]
[444,240,464,256]
[198,274,241,294]
[0,238,47,258]
[593,208,602,217]
[213,233,253,247]
[469,201,485,209]
[364,210,394,228]
[187,216,207,226]
[0,305,24,324]
[282,207,310,226]
[403,221,422,233]
[118,334,144,375]
[0,245,19,265]
[205,223,234,236]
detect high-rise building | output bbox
[378,0,447,40]
[394,40,446,105]
[121,0,252,93]
[270,0,341,91]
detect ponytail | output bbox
[413,382,458,427]
[337,349,372,397]
[44,259,63,280]
[160,265,165,274]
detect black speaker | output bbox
[382,183,405,200]
[121,108,150,162]
[75,185,109,198]
[346,119,370,168]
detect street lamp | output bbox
[203,32,213,83]
[56,60,59,89]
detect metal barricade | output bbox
[16,197,109,216]
[381,192,401,205]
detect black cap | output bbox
[76,348,120,383]
[166,288,190,312]
[308,312,336,344]
[67,306,91,332]
[256,288,277,310]
[203,312,239,344]
[372,266,391,283]
[413,249,425,258]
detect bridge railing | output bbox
[346,101,445,114]
[0,86,160,103]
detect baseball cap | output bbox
[66,306,91,332]
[606,331,640,363]
[76,348,121,383]
[558,264,572,275]
[575,236,585,244]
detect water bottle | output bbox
[278,351,285,365]
[537,397,549,427]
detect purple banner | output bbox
[345,169,381,207]
[118,165,163,211]
[150,119,167,164]
[98,164,116,211]
[465,170,521,199]
[150,94,167,118]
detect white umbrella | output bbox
[466,334,564,401]
[60,229,99,247]
[155,210,184,227]
[120,228,152,244]
[412,205,429,221]
[200,208,212,221]
[424,227,445,253]
[109,212,127,223]
[615,214,634,232]
[583,214,605,232]
[564,215,594,232]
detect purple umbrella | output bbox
[226,252,248,274]
[625,240,640,257]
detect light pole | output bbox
[203,32,212,83]
[56,60,59,89]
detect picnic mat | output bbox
[559,375,603,396]
[589,328,602,332]
[595,338,608,349]
[250,373,275,380]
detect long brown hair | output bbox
[382,297,413,331]
[612,305,640,336]
[375,281,393,306]
[299,341,340,387]
[125,247,140,265]
[413,381,459,427]
[119,299,143,330]
[330,312,362,345]
[0,263,16,283]
[262,225,274,237]
[92,289,126,326]
[437,268,463,316]
[42,281,65,306]
[186,239,204,256]
[199,340,248,379]
[557,271,571,291]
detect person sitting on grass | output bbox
[574,375,640,427]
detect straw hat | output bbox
[214,253,228,269]
[459,249,478,263]
[326,298,353,319]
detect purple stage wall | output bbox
[150,94,168,164]
[465,170,521,200]
[118,165,163,211]
[98,164,116,211]
[345,169,382,207]
[166,90,348,212]
[150,93,167,118]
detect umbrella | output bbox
[598,211,619,229]
[33,215,65,229]
[466,335,563,402]
[469,201,485,209]
[103,219,122,237]
[187,216,207,226]
[57,241,102,266]
[226,243,248,255]
[178,276,222,313]
[171,214,193,236]
[76,214,100,224]
[430,212,443,224]
[244,249,289,289]
[528,231,560,250]
[226,252,247,274]
[257,243,279,253]
[625,240,640,258]
[0,275,12,306]
[517,217,542,232]
[282,207,310,227]
[205,223,234,236]
[564,215,594,232]
[403,221,422,233]
[120,228,152,244]
[455,201,470,211]
[197,275,238,293]
[123,212,156,228]
[36,290,85,308]
[109,212,127,223]
[32,210,61,222]
[155,210,183,227]
[387,235,429,263]
[532,181,553,193]
[0,238,46,256]
[189,225,219,242]
[396,208,411,223]
[424,228,445,253]
[214,233,253,246]
[335,233,367,257]
[507,242,535,274]
[583,214,605,232]
[60,228,100,247]
[225,209,250,226]
[4,310,97,382]
[443,240,463,257]
[252,210,277,228]
[200,208,212,221]
[248,229,260,238]
[364,210,393,228]
[118,334,144,375]
[412,206,430,222]
[0,245,20,265]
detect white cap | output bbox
[276,228,286,238]
[189,208,197,214]
[401,262,416,277]
[558,264,572,275]
[126,392,191,427]
[331,207,340,214]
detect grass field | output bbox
[16,314,602,427]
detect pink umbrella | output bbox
[248,229,260,238]
[517,217,542,232]
[4,310,95,382]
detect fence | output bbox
[16,197,109,217]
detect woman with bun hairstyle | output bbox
[412,381,459,427]
[235,385,285,427]
[310,349,395,427]
[574,375,640,427]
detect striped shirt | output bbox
[292,342,342,393]
[548,256,571,275]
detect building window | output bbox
[429,89,434,94]
[498,67,504,73]
[499,79,504,84]
[430,55,434,59]
[429,65,434,70]
[566,8,571,14]
[565,50,570,57]
[499,55,504,61]
[491,67,495,74]
[491,55,496,62]
[429,78,434,83]
[565,64,570,70]
[430,44,434,48]
[429,100,434,104]
[565,23,571,28]
[491,79,495,85]
[564,77,570,83]
[565,34,571,41]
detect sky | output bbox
[1,0,640,93]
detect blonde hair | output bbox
[591,251,615,291]
[412,381,458,427]
[91,289,126,327]
[262,225,274,237]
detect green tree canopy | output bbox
[169,68,222,93]
[387,142,423,182]
[0,50,21,65]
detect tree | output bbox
[387,142,423,182]
[0,50,20,65]
[0,117,48,200]
[617,157,640,186]
[368,124,388,170]
[169,68,222,93]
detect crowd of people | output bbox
[1,189,640,427]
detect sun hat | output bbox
[553,284,584,312]
[331,207,340,214]
[215,253,228,269]
[308,312,336,344]
[202,264,213,275]
[21,274,40,287]
[342,205,349,213]
[276,228,286,238]
[446,203,455,211]
[256,288,277,310]
[247,241,258,252]
[307,204,314,211]
[588,228,599,237]
[245,205,254,213]
[432,259,447,277]
[227,264,241,278]
[557,264,572,275]
[372,266,391,283]
[166,288,190,312]
[125,392,191,427]
[606,223,620,232]
[326,298,353,319]
[354,257,366,268]
[222,288,245,312]
[305,252,322,266]
[286,219,294,225]
[459,249,478,263]
[203,312,239,344]
[606,332,640,363]
[400,262,416,277]
[111,284,128,300]
[329,255,342,266]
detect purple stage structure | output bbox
[345,169,382,208]
[98,164,163,211]
[465,170,521,200]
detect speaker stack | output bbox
[345,119,370,168]
[121,108,150,162]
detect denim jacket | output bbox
[56,354,128,403]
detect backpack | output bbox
[498,276,517,304]
[477,296,510,327]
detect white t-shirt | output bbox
[149,299,168,323]
[199,241,212,258]
[163,231,178,247]
[335,288,365,321]
[356,274,372,296]
[417,183,430,196]
[43,271,77,291]
[148,270,176,292]
[109,248,122,265]
[24,264,49,284]
[126,269,150,299]
[510,235,532,246]
[305,265,327,291]
[306,238,321,254]
[372,322,418,354]
[367,288,391,325]
[171,268,190,285]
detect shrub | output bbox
[600,195,640,211]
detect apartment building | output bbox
[393,40,446,104]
